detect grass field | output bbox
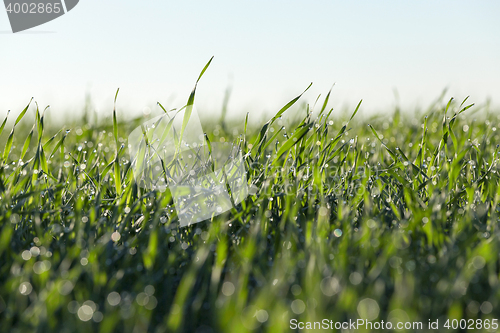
[1,66,500,332]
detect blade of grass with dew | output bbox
[113,89,122,196]
[179,57,214,145]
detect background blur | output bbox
[0,0,499,120]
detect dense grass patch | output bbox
[1,81,500,332]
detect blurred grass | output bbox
[1,80,500,332]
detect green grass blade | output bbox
[3,128,15,162]
[21,125,35,160]
[0,111,9,137]
[180,57,214,146]
[15,98,33,126]
[274,125,310,161]
[113,88,120,148]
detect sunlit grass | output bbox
[1,70,500,332]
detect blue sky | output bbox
[1,0,499,119]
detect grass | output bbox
[1,66,500,332]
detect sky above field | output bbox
[1,0,499,119]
